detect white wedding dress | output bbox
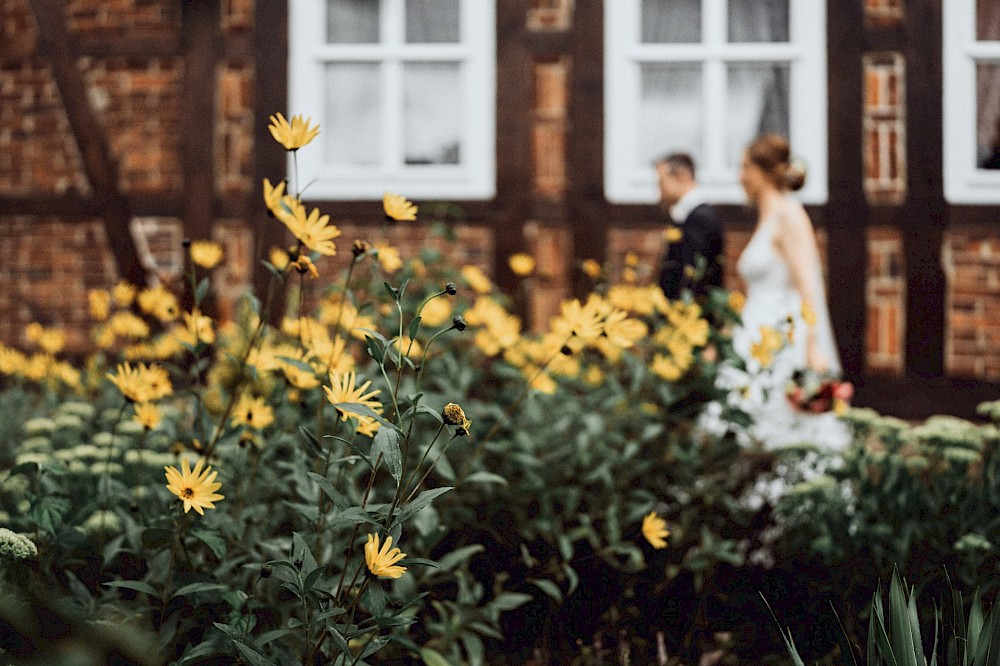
[721,199,851,451]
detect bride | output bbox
[727,134,850,451]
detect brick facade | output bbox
[1,0,999,387]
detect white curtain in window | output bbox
[327,0,379,43]
[728,0,788,43]
[641,0,701,43]
[404,63,462,164]
[325,63,382,166]
[406,0,460,42]
[639,63,704,165]
[726,63,789,166]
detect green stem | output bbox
[405,433,458,504]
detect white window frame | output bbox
[943,0,1000,204]
[604,1,827,204]
[288,0,496,200]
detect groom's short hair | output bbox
[658,152,696,179]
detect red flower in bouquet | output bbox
[786,369,854,415]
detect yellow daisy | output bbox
[134,403,162,430]
[642,511,669,549]
[508,253,536,277]
[365,533,407,579]
[230,394,275,430]
[268,112,319,151]
[189,240,224,269]
[164,458,224,515]
[323,371,383,422]
[383,192,418,221]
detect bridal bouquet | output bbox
[786,368,854,414]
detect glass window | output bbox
[290,0,496,200]
[605,0,827,203]
[944,0,1000,201]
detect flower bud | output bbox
[181,238,192,248]
[352,240,370,258]
[260,564,273,578]
[452,316,467,332]
[560,344,573,356]
[445,282,457,295]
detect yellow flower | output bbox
[728,291,746,313]
[268,112,319,151]
[508,253,536,277]
[107,362,173,403]
[461,265,492,294]
[365,533,407,579]
[134,403,162,430]
[383,192,418,221]
[0,346,28,376]
[624,252,640,267]
[112,281,136,307]
[664,226,683,243]
[189,240,224,269]
[374,243,403,273]
[183,310,215,345]
[801,300,817,327]
[324,371,383,423]
[263,178,287,213]
[528,368,557,394]
[750,325,783,368]
[420,297,452,327]
[164,458,224,515]
[28,326,66,355]
[278,198,341,256]
[279,350,322,390]
[89,289,111,321]
[138,286,179,323]
[269,246,290,271]
[601,310,648,351]
[642,511,670,549]
[551,298,604,344]
[581,258,602,280]
[231,394,275,430]
[650,353,684,381]
[289,254,319,279]
[584,365,604,386]
[109,311,150,339]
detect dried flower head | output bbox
[442,402,467,426]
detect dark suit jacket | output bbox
[657,202,724,300]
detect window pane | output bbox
[728,0,789,42]
[726,63,790,167]
[325,63,382,165]
[404,63,462,165]
[406,0,460,43]
[327,0,379,43]
[641,0,701,43]
[639,63,703,167]
[978,0,1000,41]
[978,64,1000,169]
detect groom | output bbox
[655,153,724,299]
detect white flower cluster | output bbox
[0,527,38,560]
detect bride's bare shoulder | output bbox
[776,197,812,229]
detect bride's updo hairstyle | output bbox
[746,134,806,192]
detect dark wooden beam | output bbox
[902,0,947,378]
[250,0,290,301]
[0,194,248,220]
[826,0,869,379]
[180,0,220,246]
[27,0,146,286]
[0,195,102,217]
[76,31,181,58]
[855,375,1000,421]
[491,0,534,298]
[567,0,608,296]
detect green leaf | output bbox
[190,529,227,560]
[888,569,918,666]
[172,582,227,599]
[384,282,400,301]
[529,578,563,604]
[5,461,39,479]
[326,626,351,657]
[421,648,452,666]
[437,545,485,572]
[105,580,158,596]
[364,335,386,363]
[969,588,984,659]
[194,277,210,306]
[359,635,390,660]
[461,631,485,666]
[307,472,349,511]
[393,487,452,526]
[374,427,403,484]
[298,426,324,457]
[231,639,277,666]
[407,315,423,341]
[490,592,534,613]
[463,471,508,486]
[278,355,315,374]
[333,402,396,429]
